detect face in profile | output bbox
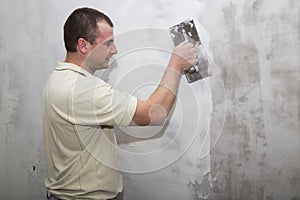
[83,22,118,72]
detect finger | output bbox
[188,42,195,48]
[177,41,189,48]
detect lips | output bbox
[106,55,113,62]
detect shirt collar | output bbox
[55,61,91,77]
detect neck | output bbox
[64,52,94,75]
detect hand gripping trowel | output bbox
[169,19,210,83]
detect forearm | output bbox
[147,65,181,117]
[131,42,196,126]
[131,66,182,126]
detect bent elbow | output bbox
[131,101,169,126]
[148,104,168,125]
[132,114,167,126]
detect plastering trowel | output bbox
[169,19,210,83]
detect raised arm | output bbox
[132,42,197,126]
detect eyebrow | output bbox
[103,38,114,45]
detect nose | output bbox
[111,43,118,54]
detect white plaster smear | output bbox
[96,0,216,199]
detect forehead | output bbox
[95,21,114,43]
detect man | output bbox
[43,7,197,200]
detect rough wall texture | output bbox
[206,0,300,199]
[0,0,299,199]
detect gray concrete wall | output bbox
[206,0,300,199]
[0,0,299,199]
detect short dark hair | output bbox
[63,7,114,52]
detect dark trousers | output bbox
[46,191,121,200]
[46,192,61,200]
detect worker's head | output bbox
[64,7,118,72]
[64,7,113,52]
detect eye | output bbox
[104,39,113,47]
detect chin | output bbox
[96,63,109,70]
[102,64,110,69]
[103,62,110,69]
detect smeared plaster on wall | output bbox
[298,5,300,141]
[0,64,21,151]
[299,6,300,43]
[190,172,213,200]
[208,1,270,199]
[242,0,263,26]
[0,61,22,197]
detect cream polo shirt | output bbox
[42,62,137,200]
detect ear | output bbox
[77,38,89,54]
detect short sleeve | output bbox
[72,76,137,126]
